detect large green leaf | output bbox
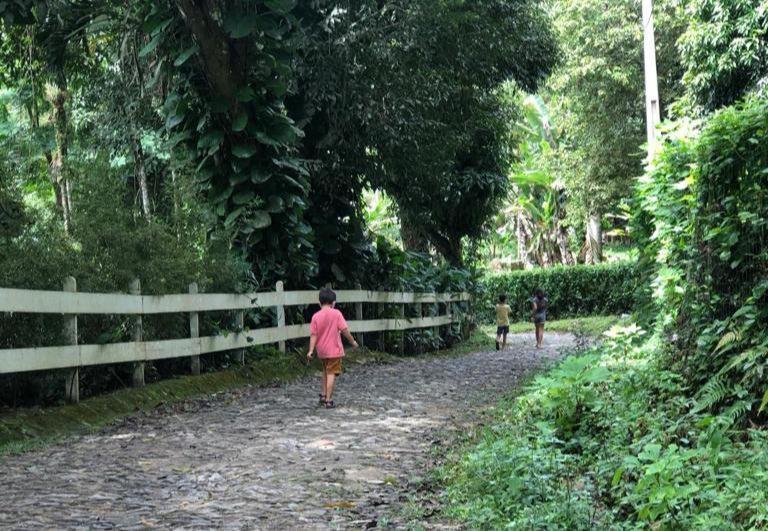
[255,131,281,147]
[198,130,224,150]
[264,0,297,14]
[232,144,258,158]
[236,87,256,102]
[232,112,248,132]
[173,45,199,66]
[139,32,163,58]
[224,14,258,38]
[224,207,244,226]
[251,168,272,184]
[265,195,284,213]
[233,190,255,205]
[249,210,272,229]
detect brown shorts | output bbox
[321,357,342,376]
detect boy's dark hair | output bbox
[534,288,545,297]
[319,288,337,305]
[498,294,507,303]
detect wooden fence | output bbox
[0,279,470,403]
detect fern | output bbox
[693,375,730,413]
[713,330,742,355]
[721,400,752,427]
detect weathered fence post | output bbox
[400,302,406,355]
[433,296,440,346]
[276,280,286,353]
[415,300,423,354]
[189,282,200,375]
[378,296,385,352]
[63,276,79,403]
[447,300,453,340]
[355,283,364,349]
[234,308,245,365]
[130,278,145,387]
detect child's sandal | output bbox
[318,394,326,406]
[324,400,335,409]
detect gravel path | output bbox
[0,333,573,530]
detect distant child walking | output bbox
[307,288,358,408]
[495,294,512,350]
[531,288,548,349]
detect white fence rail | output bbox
[0,279,470,403]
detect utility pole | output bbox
[642,0,661,160]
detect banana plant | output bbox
[505,94,573,267]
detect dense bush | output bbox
[635,98,768,413]
[444,327,768,529]
[480,262,638,322]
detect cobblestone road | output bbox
[0,333,573,530]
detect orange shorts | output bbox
[321,357,342,376]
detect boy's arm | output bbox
[307,334,318,360]
[341,328,359,348]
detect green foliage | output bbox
[545,0,685,221]
[507,92,573,267]
[634,98,768,413]
[679,0,768,113]
[480,262,638,322]
[443,326,768,528]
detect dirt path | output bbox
[0,334,573,530]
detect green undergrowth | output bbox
[0,347,396,457]
[440,324,768,529]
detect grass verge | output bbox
[504,314,627,335]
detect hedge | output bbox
[479,262,638,322]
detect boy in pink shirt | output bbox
[307,288,358,408]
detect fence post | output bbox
[378,297,385,352]
[234,309,245,365]
[276,280,286,353]
[447,300,453,338]
[400,302,405,355]
[433,296,440,346]
[130,278,145,387]
[415,301,422,354]
[63,276,79,403]
[355,283,364,349]
[189,282,200,375]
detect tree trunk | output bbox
[398,208,429,252]
[131,132,152,220]
[515,211,535,269]
[585,213,602,264]
[50,87,71,233]
[557,226,574,265]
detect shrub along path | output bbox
[0,334,573,529]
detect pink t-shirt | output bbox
[310,307,348,359]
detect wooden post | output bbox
[400,303,406,355]
[276,280,286,353]
[234,309,245,365]
[130,278,145,387]
[378,301,385,352]
[355,283,364,349]
[63,276,79,403]
[447,300,453,339]
[189,282,200,375]
[416,301,422,354]
[433,297,440,346]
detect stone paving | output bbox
[0,333,573,530]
